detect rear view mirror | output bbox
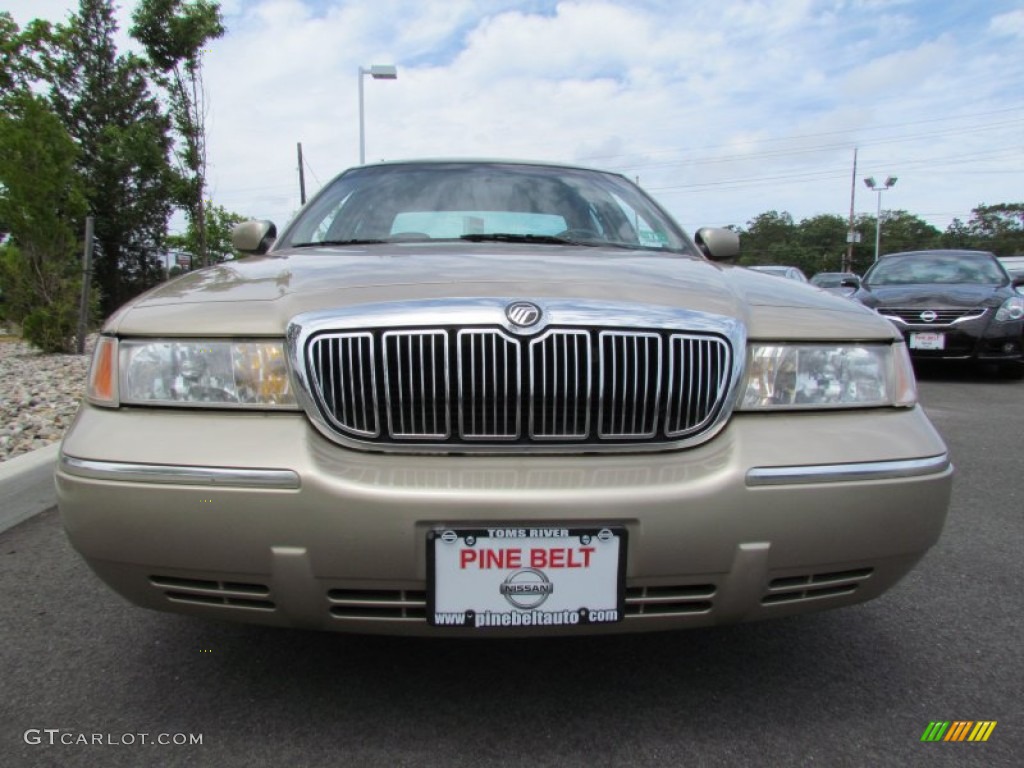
[232,220,277,255]
[694,227,740,261]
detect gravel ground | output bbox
[0,338,92,463]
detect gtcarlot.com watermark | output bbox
[24,729,203,747]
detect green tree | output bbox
[131,0,225,269]
[796,213,849,275]
[941,218,973,250]
[50,0,177,316]
[962,203,1024,256]
[166,202,247,267]
[0,12,54,94]
[739,210,797,263]
[739,210,817,274]
[870,210,941,256]
[0,93,89,352]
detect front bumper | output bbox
[57,403,952,636]
[893,315,1023,362]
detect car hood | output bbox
[106,243,896,341]
[859,282,1007,308]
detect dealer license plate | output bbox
[428,526,626,629]
[910,332,945,350]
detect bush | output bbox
[21,300,80,353]
[0,244,93,353]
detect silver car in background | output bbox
[57,160,952,636]
[748,265,809,282]
[811,271,861,297]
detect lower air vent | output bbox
[149,575,275,610]
[625,584,716,616]
[762,567,874,605]
[327,588,427,620]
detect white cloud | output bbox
[4,0,1024,235]
[990,9,1024,37]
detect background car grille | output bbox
[306,326,731,449]
[876,308,987,325]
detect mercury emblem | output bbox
[506,301,542,328]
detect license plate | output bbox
[428,526,626,629]
[910,332,945,350]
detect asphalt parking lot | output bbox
[0,365,1021,768]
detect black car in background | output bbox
[999,255,1024,287]
[853,250,1024,375]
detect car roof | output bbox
[880,249,998,260]
[354,157,627,180]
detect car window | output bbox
[390,211,567,238]
[812,274,841,287]
[280,163,688,252]
[866,253,1006,285]
[607,191,671,248]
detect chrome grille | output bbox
[599,331,660,438]
[305,326,732,449]
[877,308,987,325]
[383,331,448,439]
[459,330,519,439]
[666,334,731,437]
[530,330,590,439]
[308,333,378,437]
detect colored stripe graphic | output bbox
[968,722,997,742]
[920,721,996,742]
[945,721,972,741]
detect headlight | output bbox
[995,295,1024,322]
[87,338,297,409]
[739,343,916,410]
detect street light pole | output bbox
[863,175,897,262]
[358,64,398,165]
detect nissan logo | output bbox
[920,310,938,323]
[506,301,542,328]
[499,568,554,609]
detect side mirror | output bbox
[694,227,740,261]
[232,220,277,255]
[1012,275,1024,289]
[840,276,861,289]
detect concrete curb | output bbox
[0,442,60,534]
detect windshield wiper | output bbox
[458,233,646,250]
[290,239,388,248]
[459,233,597,246]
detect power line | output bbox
[604,119,1023,175]
[578,106,1024,166]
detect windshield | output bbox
[865,252,1007,286]
[279,162,692,253]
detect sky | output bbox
[6,0,1024,239]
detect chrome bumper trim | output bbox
[746,454,951,487]
[60,455,300,490]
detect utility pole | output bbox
[76,216,94,355]
[297,142,307,205]
[844,147,858,273]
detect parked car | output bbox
[57,160,952,637]
[999,256,1024,294]
[853,250,1024,374]
[748,265,809,282]
[811,271,860,296]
